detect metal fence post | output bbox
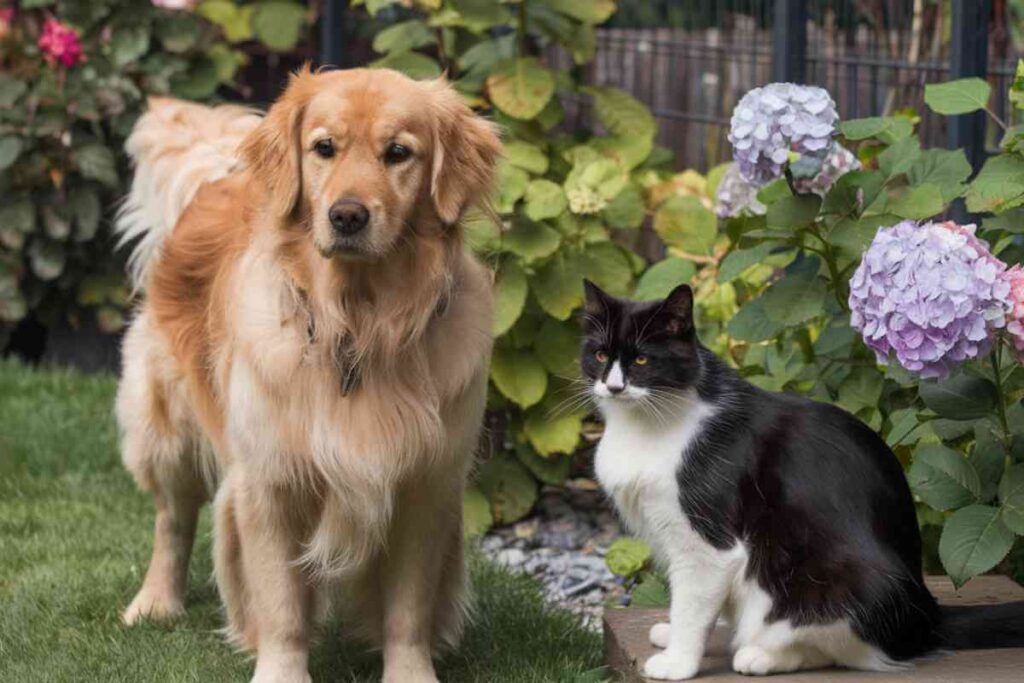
[772,0,807,83]
[320,0,348,68]
[949,0,990,173]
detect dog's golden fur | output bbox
[115,67,501,682]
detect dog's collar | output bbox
[299,284,454,397]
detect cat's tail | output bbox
[938,602,1024,649]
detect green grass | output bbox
[0,360,602,682]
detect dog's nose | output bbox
[329,200,370,236]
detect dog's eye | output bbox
[314,140,335,159]
[595,350,608,363]
[634,355,648,366]
[384,143,412,165]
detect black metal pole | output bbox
[949,0,990,173]
[771,0,807,84]
[320,0,347,69]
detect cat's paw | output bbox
[643,652,700,680]
[732,645,803,676]
[649,622,671,649]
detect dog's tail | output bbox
[938,602,1024,649]
[115,97,261,289]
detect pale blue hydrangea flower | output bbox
[728,83,838,186]
[849,220,1012,379]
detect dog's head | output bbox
[241,66,502,260]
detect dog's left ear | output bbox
[427,79,503,225]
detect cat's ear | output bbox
[583,279,613,316]
[660,284,694,336]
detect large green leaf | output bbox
[492,258,528,336]
[476,454,538,525]
[535,318,581,377]
[504,140,549,175]
[68,186,101,242]
[766,194,821,231]
[909,444,982,511]
[839,117,913,143]
[906,149,972,202]
[836,368,884,414]
[887,183,945,221]
[73,145,118,188]
[502,217,561,262]
[939,504,1014,588]
[0,137,23,171]
[197,0,254,43]
[545,0,616,23]
[965,155,1024,214]
[532,252,584,320]
[717,243,774,283]
[370,52,442,80]
[602,183,645,229]
[998,465,1024,535]
[919,375,998,421]
[251,1,307,51]
[487,57,555,120]
[490,347,547,408]
[581,86,656,140]
[110,26,151,68]
[635,258,696,301]
[605,538,652,577]
[0,74,27,108]
[582,243,633,296]
[371,19,435,55]
[761,272,828,327]
[495,161,530,213]
[925,78,992,115]
[877,136,922,178]
[463,485,493,538]
[524,179,567,221]
[654,195,716,255]
[524,410,583,456]
[630,572,670,608]
[727,297,784,342]
[516,445,571,485]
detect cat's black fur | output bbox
[581,279,1024,661]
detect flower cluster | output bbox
[728,83,838,186]
[1004,265,1024,360]
[849,220,1012,379]
[38,17,84,68]
[715,143,859,218]
[0,8,14,42]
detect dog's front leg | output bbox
[380,477,459,683]
[235,473,315,683]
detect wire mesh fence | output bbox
[555,0,1018,173]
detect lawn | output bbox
[0,360,603,682]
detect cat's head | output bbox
[580,280,701,403]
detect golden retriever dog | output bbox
[113,66,501,682]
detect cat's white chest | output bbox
[594,397,715,552]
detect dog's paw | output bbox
[251,653,311,683]
[643,651,700,680]
[122,589,185,625]
[649,622,671,649]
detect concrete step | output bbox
[604,575,1024,682]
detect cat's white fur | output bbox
[593,384,903,680]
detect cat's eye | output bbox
[384,142,412,164]
[595,350,608,363]
[314,139,335,159]
[634,355,648,366]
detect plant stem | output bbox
[806,225,848,311]
[991,338,1014,466]
[984,106,1009,132]
[517,0,528,58]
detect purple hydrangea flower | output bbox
[728,83,838,186]
[849,220,1012,379]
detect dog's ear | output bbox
[240,64,315,218]
[427,78,503,225]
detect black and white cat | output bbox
[581,279,1024,680]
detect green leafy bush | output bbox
[356,0,719,528]
[0,1,308,344]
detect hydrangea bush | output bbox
[612,75,1024,595]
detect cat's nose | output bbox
[606,382,625,395]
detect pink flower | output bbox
[151,0,197,9]
[1003,265,1024,360]
[38,17,85,68]
[0,8,14,41]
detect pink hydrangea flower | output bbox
[38,17,85,68]
[1003,265,1024,360]
[0,8,14,41]
[849,220,1012,379]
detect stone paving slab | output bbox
[604,576,1024,682]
